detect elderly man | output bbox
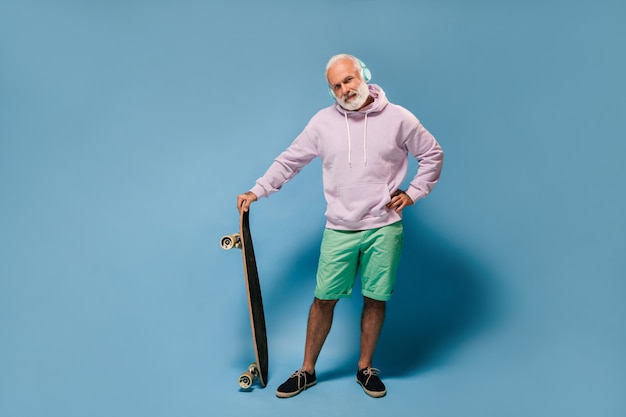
[237,54,443,398]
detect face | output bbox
[327,59,371,111]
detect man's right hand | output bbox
[237,191,258,213]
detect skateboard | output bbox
[220,209,269,389]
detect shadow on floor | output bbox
[247,210,502,382]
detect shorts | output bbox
[314,222,404,302]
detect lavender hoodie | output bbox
[250,84,443,231]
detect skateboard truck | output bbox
[238,363,260,389]
[220,233,241,250]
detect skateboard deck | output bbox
[220,209,269,389]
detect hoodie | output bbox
[250,84,443,231]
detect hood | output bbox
[333,84,389,167]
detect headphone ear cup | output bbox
[362,67,372,82]
[359,59,372,82]
[328,88,335,98]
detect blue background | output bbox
[1,1,624,416]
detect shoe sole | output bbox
[356,378,387,398]
[275,381,317,398]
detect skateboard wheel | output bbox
[238,371,254,389]
[220,233,241,250]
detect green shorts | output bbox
[315,222,404,302]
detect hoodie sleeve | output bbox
[250,128,318,199]
[404,119,444,203]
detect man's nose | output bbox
[340,84,351,97]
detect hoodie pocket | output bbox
[326,182,391,223]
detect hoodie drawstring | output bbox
[363,113,368,166]
[344,112,352,167]
[344,112,368,168]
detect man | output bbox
[237,54,443,398]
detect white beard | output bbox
[336,81,370,111]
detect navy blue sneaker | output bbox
[356,367,386,398]
[276,369,317,398]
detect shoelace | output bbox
[291,369,310,389]
[362,367,381,385]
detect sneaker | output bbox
[356,367,387,398]
[275,369,317,398]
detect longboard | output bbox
[220,209,268,389]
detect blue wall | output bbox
[1,1,624,416]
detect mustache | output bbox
[342,90,357,100]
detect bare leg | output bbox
[301,298,339,372]
[358,296,386,370]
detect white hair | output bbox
[325,54,363,79]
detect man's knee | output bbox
[313,297,339,310]
[363,296,386,310]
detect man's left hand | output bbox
[387,189,414,213]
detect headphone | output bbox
[358,58,372,83]
[328,58,372,98]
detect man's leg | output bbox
[277,227,358,398]
[358,296,385,370]
[306,227,358,370]
[302,297,339,372]
[357,222,403,370]
[276,297,338,398]
[355,296,388,397]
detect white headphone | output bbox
[357,58,372,82]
